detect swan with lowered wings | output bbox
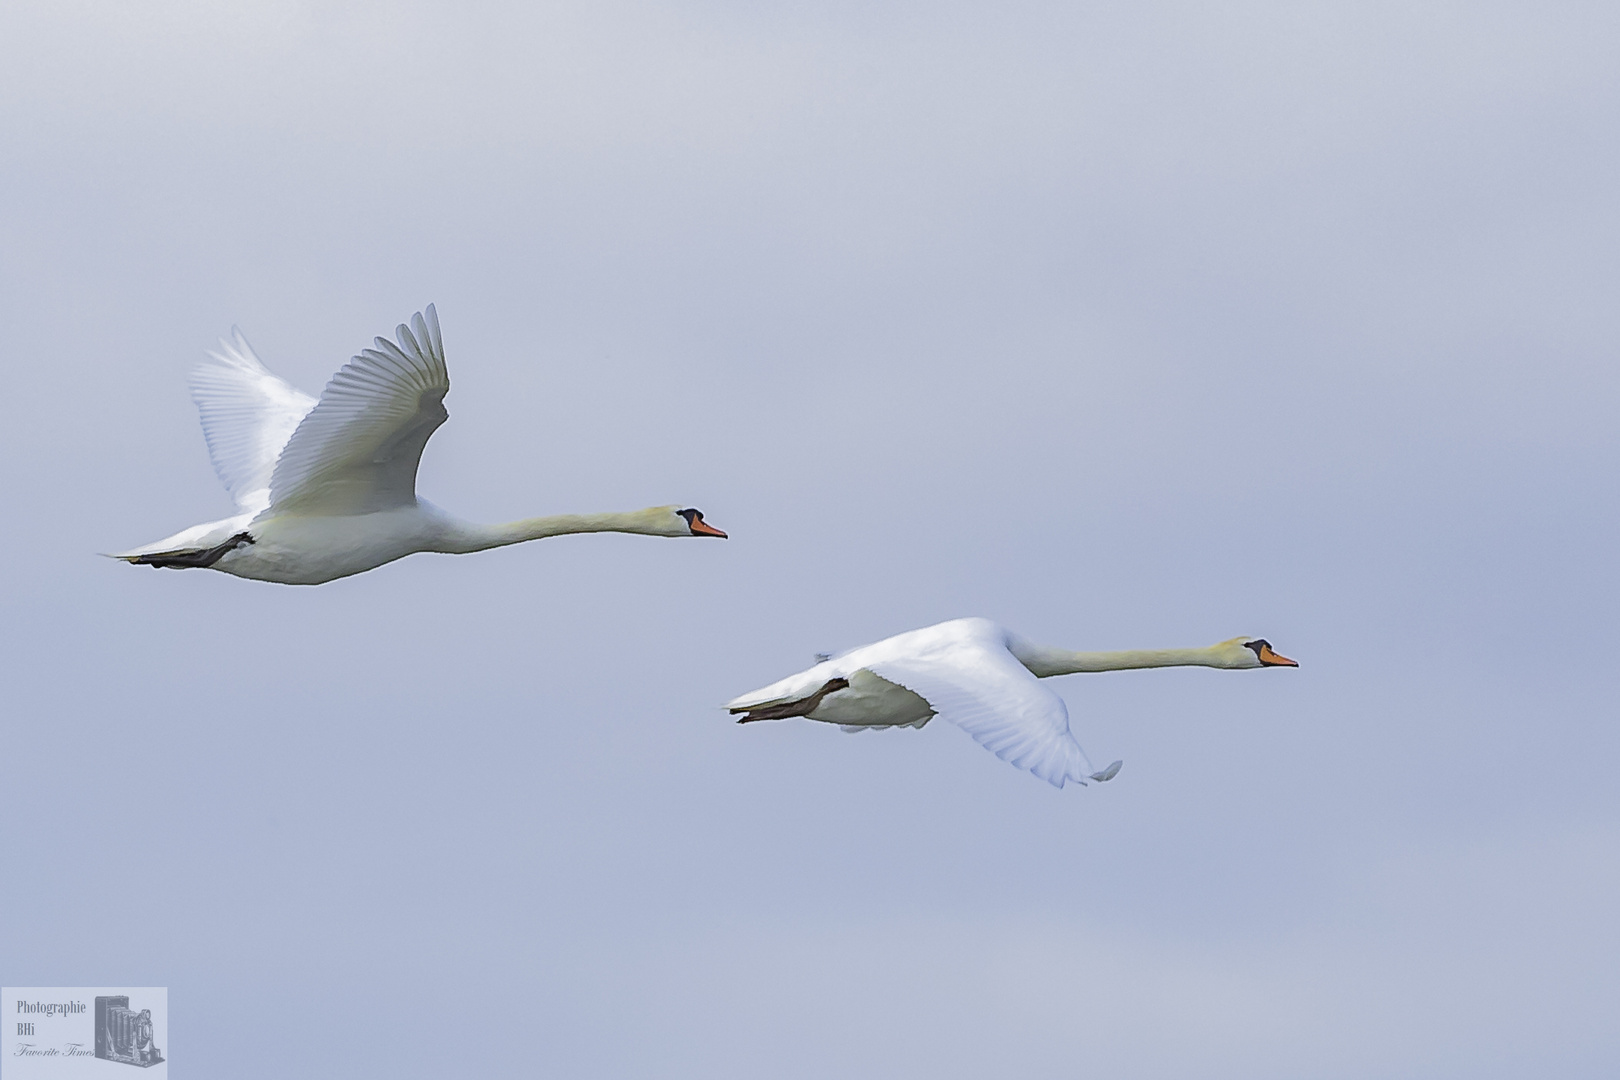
[728,617,1296,787]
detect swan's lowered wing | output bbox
[190,329,317,515]
[864,632,1099,788]
[268,306,449,515]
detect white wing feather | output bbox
[861,619,1098,788]
[268,306,450,515]
[189,329,317,514]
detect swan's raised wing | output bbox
[863,626,1099,788]
[268,306,449,515]
[189,329,317,514]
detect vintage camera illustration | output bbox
[94,995,164,1068]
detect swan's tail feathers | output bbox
[1089,760,1123,783]
[116,531,254,570]
[731,678,850,723]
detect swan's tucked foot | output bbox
[732,678,850,723]
[125,531,254,570]
[1089,760,1123,783]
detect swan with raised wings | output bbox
[113,305,727,585]
[727,617,1297,788]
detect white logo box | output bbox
[2,989,166,1079]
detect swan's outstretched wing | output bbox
[189,329,317,514]
[863,626,1099,788]
[268,306,449,515]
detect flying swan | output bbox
[727,617,1297,787]
[113,305,727,585]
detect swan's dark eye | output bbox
[1244,639,1269,658]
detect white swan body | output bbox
[727,617,1297,788]
[114,306,726,585]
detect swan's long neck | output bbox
[435,509,675,554]
[1008,639,1229,677]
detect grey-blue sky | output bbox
[2,2,1617,1077]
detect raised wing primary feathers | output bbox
[268,306,449,515]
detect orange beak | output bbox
[1258,643,1298,667]
[688,514,728,538]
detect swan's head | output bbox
[1214,636,1298,669]
[672,507,728,538]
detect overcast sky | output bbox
[3,2,1618,1077]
